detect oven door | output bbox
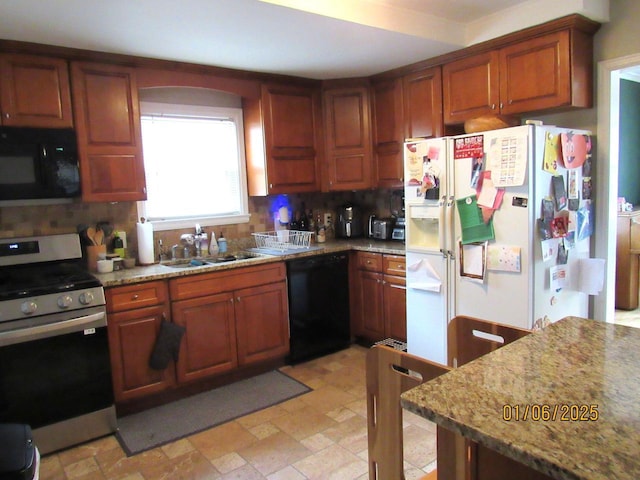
[0,306,114,429]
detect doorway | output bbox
[595,53,640,324]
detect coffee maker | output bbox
[336,204,364,238]
[390,190,405,241]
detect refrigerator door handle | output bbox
[446,195,455,258]
[439,195,447,258]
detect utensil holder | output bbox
[86,245,107,272]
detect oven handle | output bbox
[0,310,106,347]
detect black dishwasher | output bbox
[286,253,350,364]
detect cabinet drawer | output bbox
[383,255,405,277]
[170,262,286,301]
[358,252,382,272]
[106,281,168,313]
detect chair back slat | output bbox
[447,315,531,367]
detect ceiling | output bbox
[0,0,609,80]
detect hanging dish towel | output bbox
[149,318,186,370]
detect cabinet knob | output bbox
[3,112,9,119]
[132,294,139,300]
[509,99,513,105]
[491,103,496,110]
[500,102,504,109]
[236,297,241,302]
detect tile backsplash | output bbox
[0,188,400,262]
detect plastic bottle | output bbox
[316,213,326,243]
[218,232,227,254]
[209,231,219,257]
[113,233,125,258]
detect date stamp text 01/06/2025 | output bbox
[502,404,599,422]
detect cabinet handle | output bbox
[237,297,241,302]
[3,112,9,119]
[500,102,504,109]
[132,294,139,300]
[491,103,496,110]
[509,99,513,105]
[230,298,234,303]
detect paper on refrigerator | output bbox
[407,258,442,292]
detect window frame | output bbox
[136,101,250,232]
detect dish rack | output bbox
[252,230,313,251]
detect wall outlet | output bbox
[324,213,332,226]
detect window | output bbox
[137,101,249,231]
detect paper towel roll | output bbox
[137,221,155,265]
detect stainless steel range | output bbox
[0,233,116,454]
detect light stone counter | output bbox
[401,316,640,480]
[94,238,405,287]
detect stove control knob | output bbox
[79,292,94,305]
[57,295,73,309]
[21,301,37,315]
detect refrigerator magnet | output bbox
[560,132,591,169]
[552,175,567,210]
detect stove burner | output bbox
[0,261,100,301]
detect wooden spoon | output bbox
[93,228,104,246]
[86,227,97,246]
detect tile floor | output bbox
[39,345,437,480]
[614,308,640,328]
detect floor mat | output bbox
[116,370,310,456]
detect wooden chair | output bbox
[366,316,532,480]
[447,315,531,368]
[366,345,450,480]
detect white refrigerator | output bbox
[404,124,593,364]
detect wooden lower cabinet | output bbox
[616,210,640,309]
[383,274,407,341]
[169,262,289,372]
[172,292,238,383]
[106,263,289,404]
[106,281,174,403]
[235,282,289,365]
[352,252,406,343]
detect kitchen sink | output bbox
[161,251,268,268]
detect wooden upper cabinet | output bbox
[499,30,574,115]
[70,62,147,202]
[443,51,500,125]
[443,28,594,124]
[323,85,373,191]
[403,67,444,139]
[0,53,73,128]
[243,83,321,195]
[371,78,404,188]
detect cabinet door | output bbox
[172,292,238,383]
[371,78,404,188]
[499,31,571,115]
[235,281,289,365]
[403,67,443,139]
[244,83,321,195]
[443,51,500,124]
[323,86,373,191]
[383,274,407,342]
[71,62,147,202]
[0,53,73,128]
[108,305,175,403]
[358,270,385,341]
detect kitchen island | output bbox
[401,316,640,480]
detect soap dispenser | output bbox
[218,232,227,254]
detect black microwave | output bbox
[0,126,80,201]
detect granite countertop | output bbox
[95,238,405,287]
[401,316,640,480]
